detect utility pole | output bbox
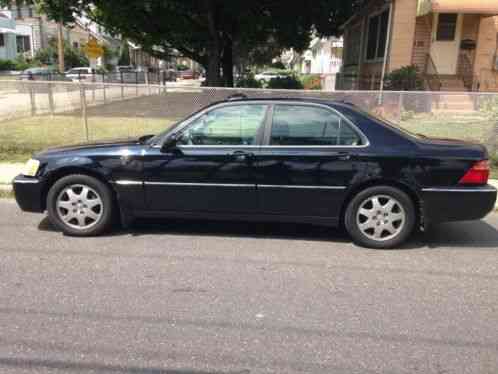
[57,21,65,73]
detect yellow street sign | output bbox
[83,37,104,59]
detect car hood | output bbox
[35,138,142,158]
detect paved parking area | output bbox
[0,200,497,374]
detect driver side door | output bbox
[142,103,268,214]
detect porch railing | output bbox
[423,54,442,91]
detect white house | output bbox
[0,11,17,60]
[283,37,343,75]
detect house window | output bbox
[436,14,458,41]
[17,35,31,53]
[0,34,5,47]
[366,9,390,61]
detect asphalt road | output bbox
[1,200,498,374]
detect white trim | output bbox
[114,180,143,186]
[144,182,254,188]
[13,178,39,184]
[259,185,347,190]
[422,187,497,193]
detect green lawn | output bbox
[397,112,495,145]
[0,114,177,162]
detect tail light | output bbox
[459,160,490,185]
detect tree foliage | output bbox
[1,0,358,86]
[35,38,89,69]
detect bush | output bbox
[270,61,286,70]
[0,59,16,71]
[267,76,303,90]
[13,55,33,71]
[384,65,424,91]
[236,74,263,88]
[35,38,89,70]
[176,64,190,71]
[300,74,322,90]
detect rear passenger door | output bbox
[255,103,365,220]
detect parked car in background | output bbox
[65,67,97,82]
[254,71,290,83]
[19,67,58,81]
[178,69,199,80]
[13,97,497,249]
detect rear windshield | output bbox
[347,106,425,140]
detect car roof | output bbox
[219,96,356,109]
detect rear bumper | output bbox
[12,175,44,213]
[421,185,497,224]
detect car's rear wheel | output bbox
[47,174,114,236]
[345,186,416,249]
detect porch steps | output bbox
[438,75,467,92]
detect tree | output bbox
[1,0,359,86]
[118,41,130,66]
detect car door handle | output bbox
[338,152,351,161]
[230,151,254,162]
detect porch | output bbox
[414,10,498,92]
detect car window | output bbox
[177,104,268,146]
[270,105,362,146]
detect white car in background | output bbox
[254,71,289,83]
[65,67,97,82]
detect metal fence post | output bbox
[48,82,55,115]
[29,83,36,116]
[398,92,404,121]
[120,71,124,99]
[103,82,107,104]
[135,71,139,96]
[80,84,89,142]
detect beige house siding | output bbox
[388,0,418,71]
[411,15,432,72]
[474,16,498,90]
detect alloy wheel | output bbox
[56,184,104,230]
[356,194,406,242]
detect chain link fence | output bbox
[1,79,497,162]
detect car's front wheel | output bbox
[47,174,114,236]
[345,186,416,249]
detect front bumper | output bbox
[421,185,497,224]
[12,174,44,213]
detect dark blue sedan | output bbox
[13,97,497,248]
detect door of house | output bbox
[430,13,463,74]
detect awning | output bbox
[418,0,498,16]
[0,27,16,34]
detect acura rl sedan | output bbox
[13,97,497,248]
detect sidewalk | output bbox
[1,162,498,209]
[0,163,24,190]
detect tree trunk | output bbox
[57,22,65,73]
[222,37,234,87]
[205,0,222,87]
[206,52,221,87]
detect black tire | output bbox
[344,186,416,249]
[47,174,114,236]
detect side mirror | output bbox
[160,134,179,152]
